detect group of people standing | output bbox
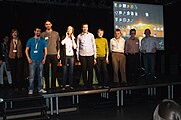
[0,29,23,91]
[0,19,158,95]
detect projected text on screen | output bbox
[113,1,164,50]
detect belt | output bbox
[127,53,139,55]
[112,52,124,54]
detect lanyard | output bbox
[35,38,40,50]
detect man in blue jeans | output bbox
[25,27,48,95]
[140,29,158,81]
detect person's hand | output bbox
[152,48,157,53]
[94,59,97,65]
[57,54,60,59]
[141,50,146,53]
[106,58,109,64]
[77,58,80,61]
[42,58,46,64]
[28,58,32,64]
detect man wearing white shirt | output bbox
[110,29,126,84]
[141,29,158,80]
[76,23,96,88]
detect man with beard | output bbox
[25,27,48,95]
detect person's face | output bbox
[34,28,41,37]
[82,24,88,33]
[67,26,73,35]
[130,31,136,37]
[3,36,9,44]
[115,31,121,39]
[45,21,52,30]
[12,31,18,39]
[97,30,104,38]
[145,29,151,37]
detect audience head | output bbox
[153,99,181,120]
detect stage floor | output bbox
[0,74,181,120]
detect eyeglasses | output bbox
[131,33,136,34]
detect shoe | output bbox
[104,86,110,89]
[70,87,74,90]
[62,87,65,91]
[28,90,33,95]
[98,86,103,89]
[38,89,47,93]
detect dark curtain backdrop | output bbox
[0,1,180,79]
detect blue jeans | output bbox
[143,53,156,80]
[62,56,74,87]
[0,62,12,85]
[29,60,43,91]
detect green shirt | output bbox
[95,37,109,57]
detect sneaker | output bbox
[62,87,65,91]
[98,86,103,89]
[38,89,47,93]
[104,86,110,89]
[28,90,33,95]
[70,87,74,90]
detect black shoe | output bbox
[104,86,110,89]
[0,84,4,88]
[9,84,13,88]
[98,86,103,89]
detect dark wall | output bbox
[0,1,180,76]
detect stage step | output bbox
[1,95,48,120]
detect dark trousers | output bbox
[95,57,109,86]
[9,57,23,89]
[44,55,58,89]
[143,53,156,80]
[62,56,74,87]
[79,55,94,87]
[126,53,139,83]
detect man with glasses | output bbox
[125,29,140,84]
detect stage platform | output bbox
[0,74,181,119]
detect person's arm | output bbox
[110,39,113,53]
[42,47,47,64]
[76,35,80,61]
[72,37,77,49]
[92,35,97,65]
[57,33,61,59]
[140,39,146,53]
[0,44,3,65]
[25,47,32,64]
[61,35,67,45]
[152,38,158,53]
[105,39,109,64]
[124,39,128,54]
